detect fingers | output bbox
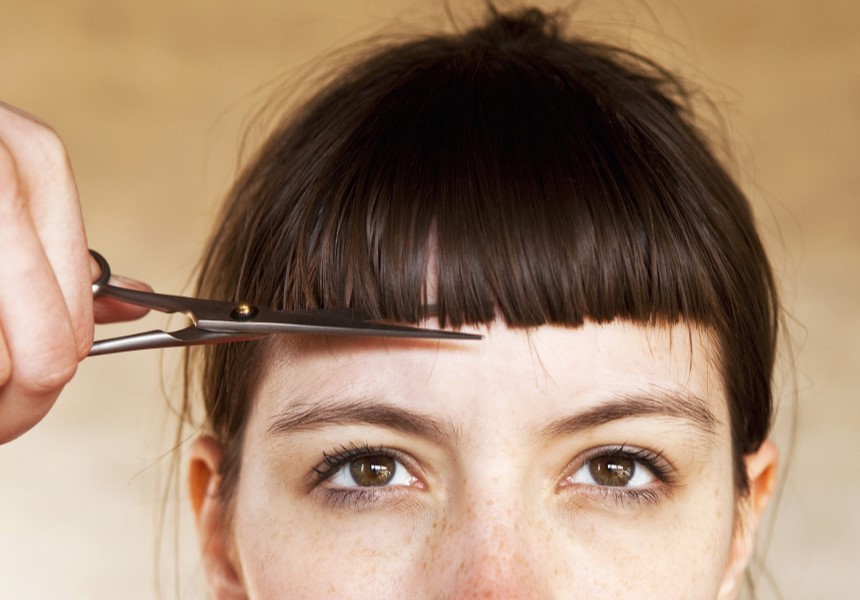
[0,138,80,443]
[0,102,154,443]
[0,102,92,359]
[87,253,152,323]
[93,284,154,324]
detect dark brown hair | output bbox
[187,6,778,506]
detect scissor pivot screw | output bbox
[230,301,258,321]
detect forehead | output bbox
[252,320,728,432]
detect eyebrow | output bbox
[267,397,457,444]
[537,390,719,440]
[267,389,719,442]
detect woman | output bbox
[0,6,778,599]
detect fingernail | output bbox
[109,274,150,290]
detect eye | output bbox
[310,445,426,509]
[319,449,419,489]
[565,448,661,489]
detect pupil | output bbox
[589,455,635,486]
[350,455,396,486]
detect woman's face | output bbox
[193,320,769,599]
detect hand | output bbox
[0,102,149,444]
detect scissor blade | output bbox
[88,328,263,356]
[197,306,482,340]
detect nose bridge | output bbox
[417,363,557,599]
[426,480,553,599]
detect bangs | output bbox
[210,39,766,337]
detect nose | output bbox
[421,492,554,599]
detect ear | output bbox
[718,438,779,599]
[189,435,248,600]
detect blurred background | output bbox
[0,1,857,598]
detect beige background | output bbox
[1,1,857,598]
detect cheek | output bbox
[230,434,427,599]
[553,488,736,599]
[232,485,428,598]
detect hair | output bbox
[184,5,778,513]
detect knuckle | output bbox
[16,343,79,397]
[21,361,78,397]
[27,122,68,164]
[0,110,69,170]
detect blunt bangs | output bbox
[207,34,771,340]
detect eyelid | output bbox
[559,444,677,489]
[308,443,428,510]
[311,442,424,488]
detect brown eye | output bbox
[322,450,419,489]
[566,450,657,489]
[349,455,397,487]
[588,455,635,487]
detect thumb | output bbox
[90,254,153,323]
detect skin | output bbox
[190,320,778,599]
[0,102,149,444]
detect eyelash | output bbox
[313,442,403,480]
[310,443,677,509]
[311,442,417,508]
[563,445,677,507]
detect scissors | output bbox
[89,250,481,356]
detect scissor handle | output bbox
[89,249,205,315]
[90,249,112,294]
